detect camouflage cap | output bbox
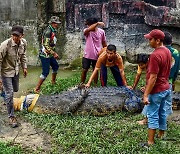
[48,16,61,24]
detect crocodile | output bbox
[14,86,180,116]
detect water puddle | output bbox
[16,66,79,97]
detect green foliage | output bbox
[41,72,81,94]
[24,112,180,154]
[41,66,145,95]
[23,67,180,153]
[68,57,82,70]
[0,142,23,154]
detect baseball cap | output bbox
[144,29,165,40]
[12,25,24,36]
[48,16,61,24]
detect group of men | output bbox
[0,16,61,128]
[80,17,180,146]
[0,16,179,146]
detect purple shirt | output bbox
[84,28,106,60]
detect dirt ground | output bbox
[0,101,52,152]
[0,98,179,152]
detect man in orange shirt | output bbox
[85,44,129,88]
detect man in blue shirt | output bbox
[163,31,180,91]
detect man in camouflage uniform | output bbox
[35,16,61,93]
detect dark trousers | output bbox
[2,74,19,117]
[40,56,59,79]
[100,64,123,86]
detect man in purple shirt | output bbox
[81,18,107,85]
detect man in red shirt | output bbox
[143,29,172,146]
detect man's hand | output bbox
[140,86,145,93]
[127,85,133,90]
[85,83,90,88]
[23,68,27,78]
[143,95,150,105]
[53,52,59,59]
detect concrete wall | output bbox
[0,0,38,65]
[65,0,180,63]
[0,0,180,66]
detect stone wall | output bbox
[65,0,180,63]
[0,0,38,65]
[0,0,180,65]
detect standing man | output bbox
[163,31,180,91]
[35,16,61,93]
[85,44,129,88]
[143,29,172,146]
[0,25,27,127]
[81,17,107,85]
[138,32,180,126]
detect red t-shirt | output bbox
[146,46,171,94]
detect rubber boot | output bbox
[34,78,45,93]
[52,73,57,84]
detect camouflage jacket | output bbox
[39,25,57,58]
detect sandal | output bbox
[139,142,149,148]
[9,117,18,128]
[139,142,154,148]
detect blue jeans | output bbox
[100,64,123,86]
[146,88,171,130]
[39,56,59,79]
[142,87,172,117]
[2,74,19,117]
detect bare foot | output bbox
[137,118,147,125]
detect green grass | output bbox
[23,112,180,154]
[0,142,23,154]
[20,67,180,153]
[40,67,145,95]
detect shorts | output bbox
[142,86,172,117]
[82,57,97,70]
[147,88,171,130]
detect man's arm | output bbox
[102,40,107,48]
[43,38,59,59]
[85,67,100,88]
[0,41,8,80]
[132,73,141,89]
[20,39,27,70]
[43,29,59,58]
[20,40,28,78]
[116,55,128,86]
[0,42,8,85]
[119,69,127,86]
[84,22,105,36]
[143,73,157,105]
[43,38,55,55]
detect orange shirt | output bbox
[96,48,124,69]
[137,65,142,74]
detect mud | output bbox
[0,101,52,152]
